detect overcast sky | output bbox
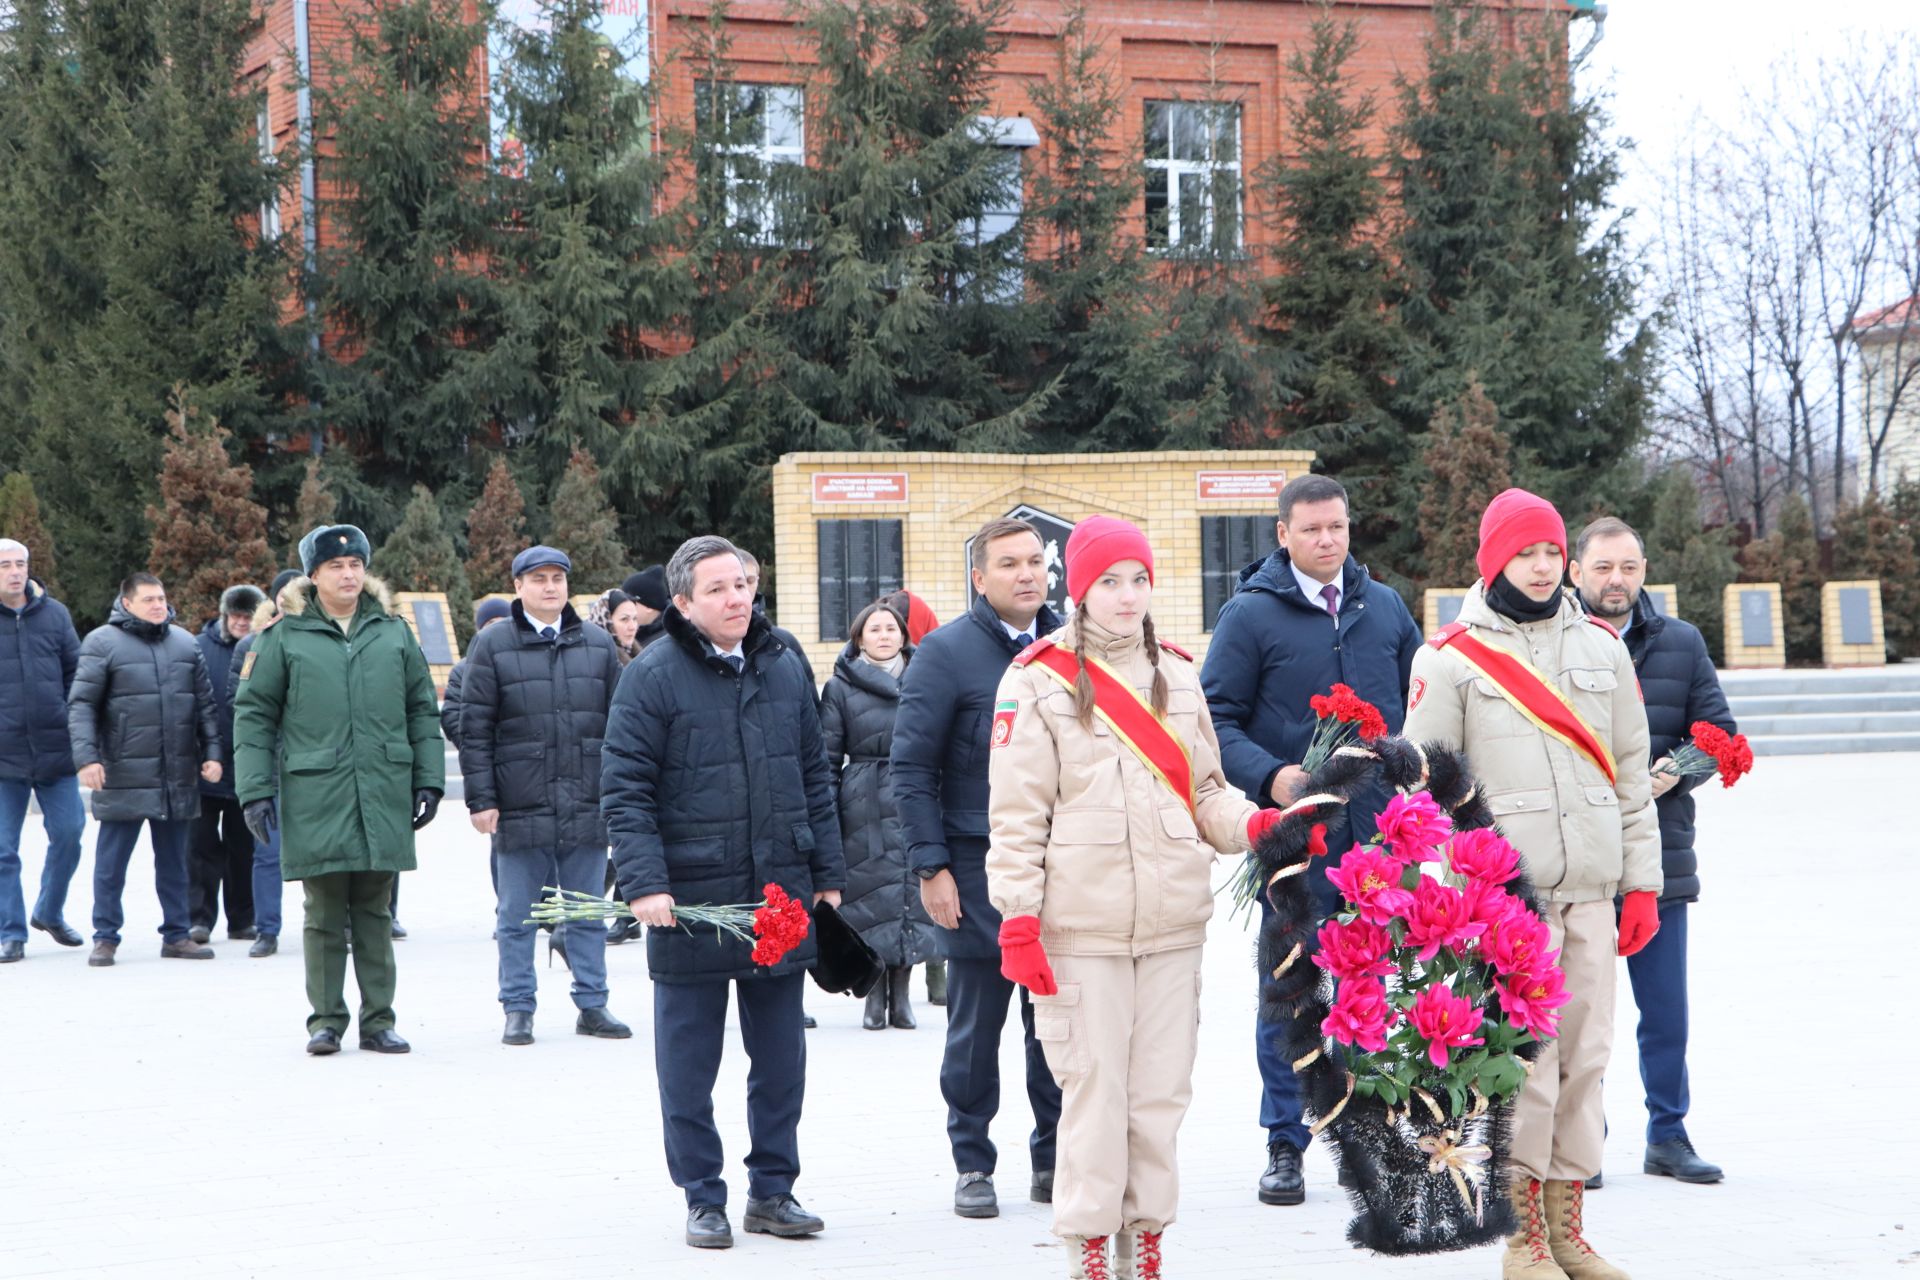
[1581,0,1914,228]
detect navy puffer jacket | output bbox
[195,618,244,799]
[1616,592,1735,904]
[459,601,622,855]
[67,603,220,822]
[0,581,80,782]
[602,607,846,983]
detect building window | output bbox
[961,116,1037,303]
[1200,515,1271,630]
[1143,101,1242,252]
[694,81,804,243]
[817,519,905,642]
[256,100,281,242]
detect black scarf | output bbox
[1485,575,1563,625]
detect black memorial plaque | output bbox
[1738,589,1774,648]
[410,598,455,664]
[1838,587,1874,646]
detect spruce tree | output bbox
[1022,0,1172,451]
[1831,494,1920,661]
[144,387,278,626]
[494,0,680,496]
[0,472,61,595]
[315,0,507,504]
[1642,465,1738,651]
[1739,494,1822,664]
[293,457,338,538]
[1416,378,1511,589]
[544,448,629,591]
[464,455,529,595]
[375,484,475,645]
[1260,5,1402,521]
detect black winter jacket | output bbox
[890,594,1064,959]
[820,643,937,967]
[440,659,469,751]
[195,618,244,799]
[67,603,219,822]
[1616,592,1735,904]
[602,607,846,982]
[0,581,80,782]
[460,602,622,856]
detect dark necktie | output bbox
[1319,584,1339,621]
[723,653,744,675]
[1015,632,1034,650]
[539,626,556,643]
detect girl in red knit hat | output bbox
[985,515,1283,1279]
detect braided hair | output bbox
[1067,612,1171,729]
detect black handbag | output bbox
[808,900,885,998]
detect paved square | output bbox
[3,752,1914,1278]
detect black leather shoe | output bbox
[307,1029,342,1056]
[189,925,211,944]
[954,1171,997,1218]
[743,1192,824,1237]
[1586,1169,1604,1190]
[548,931,571,971]
[1030,1169,1053,1204]
[31,917,84,947]
[1259,1141,1306,1205]
[160,938,216,959]
[685,1205,733,1249]
[229,926,258,940]
[1644,1137,1723,1184]
[862,983,888,1030]
[503,1012,534,1046]
[248,934,278,958]
[359,1029,411,1054]
[390,920,408,940]
[576,1007,632,1039]
[0,940,22,963]
[802,1014,817,1029]
[606,916,641,946]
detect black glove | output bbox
[411,788,442,831]
[243,798,278,847]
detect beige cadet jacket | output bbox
[1402,583,1661,903]
[986,614,1259,957]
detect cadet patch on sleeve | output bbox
[990,699,1019,749]
[1408,675,1426,710]
[239,650,257,681]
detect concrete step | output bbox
[1749,730,1920,757]
[1716,665,1920,697]
[1727,692,1920,717]
[1735,710,1920,736]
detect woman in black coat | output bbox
[820,600,938,1030]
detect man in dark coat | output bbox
[603,535,845,1250]
[820,599,936,1030]
[891,516,1065,1219]
[233,526,445,1055]
[1571,517,1732,1185]
[67,572,224,966]
[462,546,628,1046]
[225,570,298,957]
[1200,474,1422,1206]
[188,583,265,943]
[0,539,85,961]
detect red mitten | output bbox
[1616,891,1660,957]
[998,915,1057,996]
[1245,808,1285,845]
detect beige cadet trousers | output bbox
[1031,946,1204,1238]
[1510,899,1616,1182]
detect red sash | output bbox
[1428,623,1618,785]
[1017,641,1197,817]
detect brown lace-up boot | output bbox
[1501,1176,1568,1279]
[1544,1179,1630,1279]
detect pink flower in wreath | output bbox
[1311,917,1397,980]
[1460,879,1527,934]
[1375,791,1454,863]
[1496,964,1573,1039]
[1326,848,1417,926]
[1322,976,1391,1054]
[1410,984,1485,1069]
[1401,878,1487,962]
[1486,909,1555,977]
[1447,827,1521,885]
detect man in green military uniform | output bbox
[233,525,446,1055]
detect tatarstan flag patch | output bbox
[990,699,1018,749]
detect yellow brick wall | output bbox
[771,450,1316,675]
[1722,583,1786,668]
[1820,580,1886,667]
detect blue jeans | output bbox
[495,845,608,1012]
[1625,899,1691,1145]
[252,825,283,938]
[0,775,88,941]
[92,817,193,945]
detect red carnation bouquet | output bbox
[529,882,811,967]
[1302,683,1390,773]
[1656,721,1754,789]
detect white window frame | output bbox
[257,100,282,242]
[1143,100,1243,252]
[963,116,1037,303]
[697,81,804,244]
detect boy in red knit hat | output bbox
[1403,489,1661,1280]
